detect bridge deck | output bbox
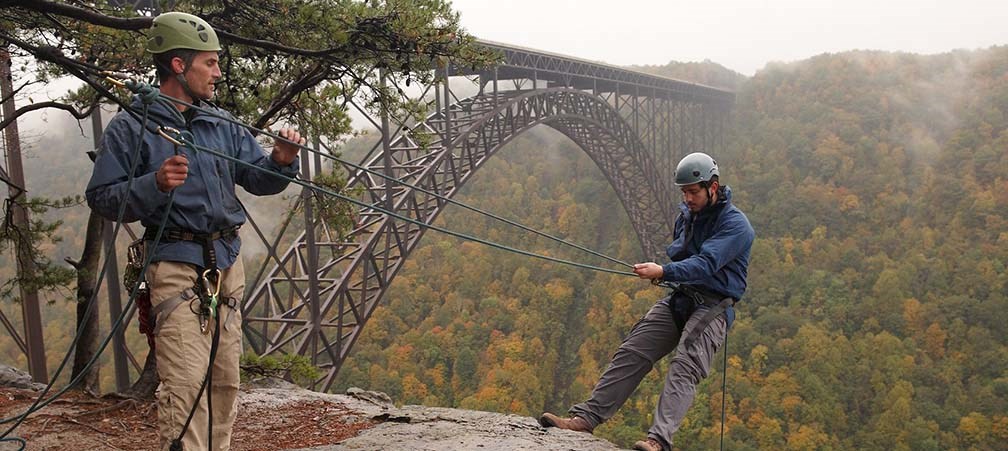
[461,39,735,106]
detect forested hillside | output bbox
[3,46,1007,450]
[333,48,1008,450]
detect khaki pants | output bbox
[147,260,244,451]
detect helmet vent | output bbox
[692,170,700,177]
[149,12,220,53]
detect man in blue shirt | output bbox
[86,12,303,451]
[540,153,755,451]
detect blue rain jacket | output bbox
[86,95,299,269]
[661,186,754,328]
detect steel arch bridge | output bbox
[239,40,734,390]
[2,40,733,390]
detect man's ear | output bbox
[170,56,187,75]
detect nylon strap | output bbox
[150,287,197,336]
[681,296,734,348]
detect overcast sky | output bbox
[10,0,1008,137]
[449,0,1008,75]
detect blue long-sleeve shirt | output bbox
[661,186,754,326]
[86,95,299,269]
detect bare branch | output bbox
[0,79,41,106]
[0,165,25,197]
[215,30,339,58]
[9,0,151,30]
[0,100,97,131]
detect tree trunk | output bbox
[126,345,158,399]
[68,210,103,392]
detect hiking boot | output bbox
[538,412,594,433]
[632,437,666,451]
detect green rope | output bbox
[0,65,642,447]
[152,91,636,269]
[720,330,729,451]
[1,103,176,436]
[164,129,635,277]
[0,436,25,451]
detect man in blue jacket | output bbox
[86,12,303,451]
[540,152,755,451]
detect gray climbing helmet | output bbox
[146,12,221,54]
[674,152,719,186]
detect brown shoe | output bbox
[632,437,666,451]
[538,412,594,433]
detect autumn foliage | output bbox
[335,47,1008,450]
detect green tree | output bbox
[1,0,494,395]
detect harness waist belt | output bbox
[677,284,731,307]
[144,225,240,243]
[673,284,734,347]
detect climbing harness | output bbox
[680,286,734,348]
[142,225,239,334]
[652,279,734,347]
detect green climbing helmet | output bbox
[146,12,221,54]
[674,152,719,186]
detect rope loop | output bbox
[177,130,196,149]
[124,79,160,105]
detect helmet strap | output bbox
[169,52,201,106]
[175,73,201,106]
[705,182,718,208]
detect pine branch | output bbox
[252,63,331,131]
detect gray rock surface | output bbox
[243,385,626,450]
[299,404,627,451]
[287,393,628,451]
[0,364,45,391]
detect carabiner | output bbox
[201,268,222,318]
[201,268,221,298]
[158,127,184,147]
[651,279,678,289]
[199,314,210,335]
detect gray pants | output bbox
[570,295,727,449]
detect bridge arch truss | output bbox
[240,41,735,390]
[1,39,734,390]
